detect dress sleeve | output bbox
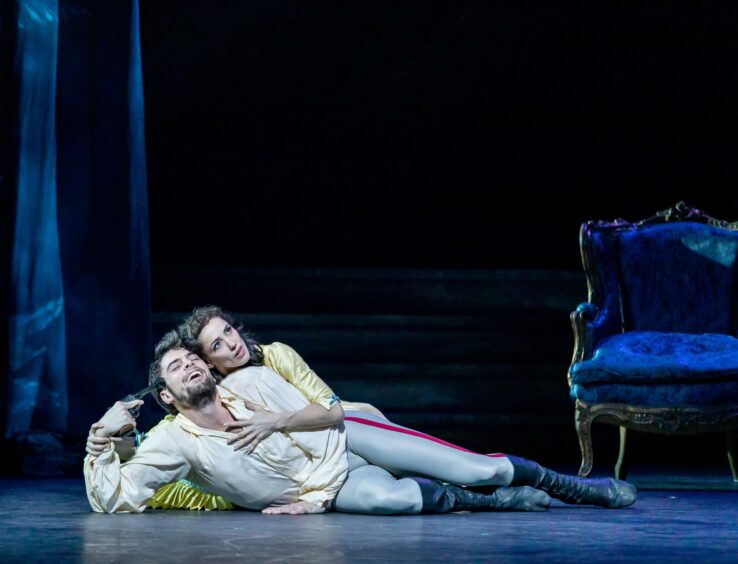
[262,342,339,410]
[84,429,190,513]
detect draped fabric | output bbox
[7,0,151,442]
[7,0,68,437]
[55,0,151,435]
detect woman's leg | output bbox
[343,411,637,509]
[344,411,513,487]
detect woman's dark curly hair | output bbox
[177,305,264,381]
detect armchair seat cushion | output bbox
[570,380,738,407]
[571,331,738,385]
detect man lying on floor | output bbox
[83,331,637,515]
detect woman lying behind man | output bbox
[86,306,636,514]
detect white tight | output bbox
[334,464,423,514]
[333,411,514,515]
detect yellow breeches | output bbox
[147,481,234,511]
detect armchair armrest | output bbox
[570,303,598,366]
[569,301,622,370]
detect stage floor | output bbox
[1,477,736,563]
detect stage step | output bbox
[153,266,585,314]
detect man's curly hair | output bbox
[148,330,182,414]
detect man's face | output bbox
[159,348,217,410]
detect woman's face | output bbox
[197,316,250,375]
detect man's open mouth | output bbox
[186,369,204,383]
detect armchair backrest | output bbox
[581,203,738,340]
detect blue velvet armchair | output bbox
[568,202,738,479]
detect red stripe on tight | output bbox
[344,416,506,458]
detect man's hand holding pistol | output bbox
[86,381,162,457]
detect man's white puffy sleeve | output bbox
[84,428,190,513]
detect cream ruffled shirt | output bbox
[84,366,348,513]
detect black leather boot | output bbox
[411,478,551,513]
[506,455,637,508]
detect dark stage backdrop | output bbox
[136,1,738,471]
[139,0,738,284]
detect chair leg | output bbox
[614,426,628,480]
[575,403,594,477]
[728,428,738,483]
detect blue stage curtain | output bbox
[55,0,151,435]
[7,0,68,438]
[7,0,151,441]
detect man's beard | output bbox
[171,375,217,409]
